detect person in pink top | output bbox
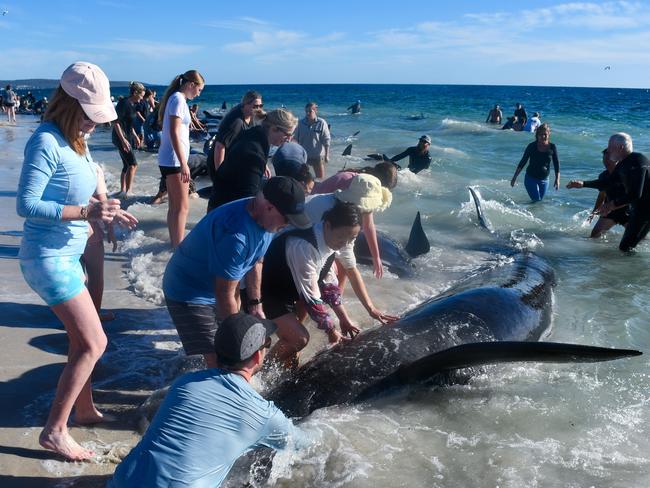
[312,162,398,279]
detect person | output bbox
[262,201,362,367]
[302,174,398,322]
[390,135,433,174]
[163,177,310,368]
[486,104,502,124]
[524,112,541,133]
[81,164,118,321]
[189,103,207,135]
[598,132,650,252]
[312,161,398,194]
[3,84,17,123]
[157,70,205,248]
[208,109,298,212]
[566,148,628,238]
[15,62,137,461]
[501,116,517,130]
[110,312,307,488]
[208,90,263,179]
[514,103,527,129]
[142,102,161,151]
[292,102,331,179]
[347,100,361,114]
[111,81,145,198]
[510,123,560,201]
[271,142,314,194]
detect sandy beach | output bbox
[0,119,171,487]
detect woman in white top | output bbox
[157,70,205,248]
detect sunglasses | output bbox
[275,126,293,138]
[252,103,263,109]
[261,336,272,350]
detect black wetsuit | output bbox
[517,142,560,180]
[391,146,432,174]
[348,102,361,114]
[207,125,269,212]
[582,170,629,225]
[610,152,650,251]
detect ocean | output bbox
[4,83,650,487]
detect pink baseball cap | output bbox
[60,61,117,123]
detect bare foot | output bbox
[72,409,115,425]
[39,428,94,461]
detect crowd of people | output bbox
[12,60,650,485]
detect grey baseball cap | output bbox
[214,312,277,363]
[419,134,432,144]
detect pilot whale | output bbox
[265,250,640,417]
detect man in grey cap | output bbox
[390,135,433,174]
[111,312,306,488]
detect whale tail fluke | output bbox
[468,186,493,233]
[355,341,641,402]
[405,211,430,258]
[342,144,353,156]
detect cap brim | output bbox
[80,101,118,124]
[259,317,277,337]
[286,211,311,229]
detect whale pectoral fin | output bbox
[404,211,430,258]
[354,342,641,403]
[397,342,642,385]
[197,185,212,199]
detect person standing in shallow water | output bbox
[510,123,560,201]
[112,81,145,198]
[292,101,331,179]
[157,70,205,248]
[16,62,138,461]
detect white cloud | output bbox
[91,38,202,59]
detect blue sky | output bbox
[1,0,649,87]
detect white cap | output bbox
[60,61,117,123]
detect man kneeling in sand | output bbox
[110,312,307,487]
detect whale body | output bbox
[266,251,640,417]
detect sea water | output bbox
[6,84,650,487]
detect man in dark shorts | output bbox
[112,82,145,197]
[598,133,650,252]
[486,104,502,124]
[566,148,629,238]
[162,177,310,368]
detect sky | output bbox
[1,0,650,88]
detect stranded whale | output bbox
[266,250,640,417]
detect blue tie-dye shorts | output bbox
[20,255,86,306]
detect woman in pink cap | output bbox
[16,62,137,461]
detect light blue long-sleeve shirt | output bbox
[16,122,97,259]
[110,369,308,488]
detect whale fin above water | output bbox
[468,186,493,233]
[404,211,430,258]
[342,144,353,156]
[355,341,642,402]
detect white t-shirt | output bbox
[158,92,191,167]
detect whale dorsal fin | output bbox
[468,186,493,233]
[404,211,430,258]
[342,144,353,156]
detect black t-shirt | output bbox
[214,104,252,148]
[113,98,138,136]
[208,126,270,210]
[583,170,627,202]
[514,107,527,123]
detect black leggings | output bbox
[619,210,650,251]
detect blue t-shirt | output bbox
[163,198,273,304]
[16,122,97,259]
[110,369,304,488]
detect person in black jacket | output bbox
[566,148,629,238]
[207,109,298,212]
[390,135,432,174]
[598,132,650,251]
